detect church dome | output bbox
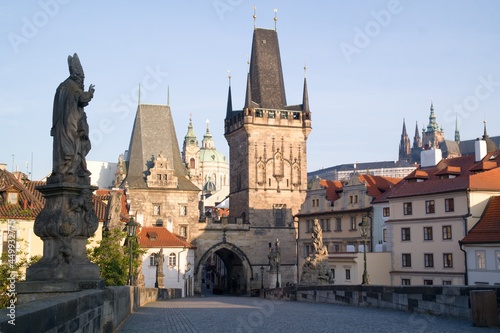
[199,148,227,164]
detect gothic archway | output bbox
[195,242,253,295]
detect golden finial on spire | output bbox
[274,8,278,31]
[253,6,257,29]
[227,69,231,86]
[304,64,307,78]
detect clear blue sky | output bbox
[1,1,499,180]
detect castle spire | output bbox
[413,121,422,148]
[426,100,439,132]
[399,118,411,161]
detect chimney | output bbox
[421,148,442,168]
[0,163,6,171]
[475,138,487,162]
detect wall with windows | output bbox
[464,244,500,285]
[141,247,195,297]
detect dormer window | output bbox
[7,192,18,205]
[146,231,158,241]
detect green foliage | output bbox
[88,228,145,286]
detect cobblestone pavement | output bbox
[117,295,497,333]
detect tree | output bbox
[88,228,144,286]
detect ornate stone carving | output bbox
[300,219,333,285]
[26,54,100,283]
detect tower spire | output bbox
[244,70,252,109]
[399,118,411,161]
[454,114,460,144]
[226,71,233,118]
[302,66,309,113]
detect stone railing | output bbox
[261,285,500,321]
[0,287,181,333]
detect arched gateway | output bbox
[195,242,253,295]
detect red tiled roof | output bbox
[0,169,107,222]
[0,170,44,219]
[320,179,342,202]
[137,226,195,249]
[388,152,500,199]
[460,196,500,244]
[359,175,401,199]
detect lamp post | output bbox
[126,217,139,286]
[260,266,264,289]
[359,216,371,285]
[275,239,280,288]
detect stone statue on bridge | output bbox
[300,219,333,285]
[50,53,95,185]
[24,54,101,289]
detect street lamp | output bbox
[126,217,139,286]
[359,216,371,285]
[260,266,264,290]
[275,239,280,288]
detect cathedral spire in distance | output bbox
[399,118,411,161]
[413,121,422,148]
[454,114,460,144]
[426,100,439,132]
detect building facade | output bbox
[193,25,311,294]
[296,173,400,285]
[385,144,500,286]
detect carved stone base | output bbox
[300,256,333,285]
[156,276,165,289]
[27,182,100,282]
[268,272,281,288]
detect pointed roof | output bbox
[402,118,408,136]
[226,77,233,118]
[302,76,310,112]
[125,104,197,190]
[426,101,440,133]
[202,120,214,149]
[460,196,500,244]
[244,72,253,109]
[455,115,460,143]
[184,115,197,143]
[248,28,287,109]
[482,121,497,153]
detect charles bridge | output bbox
[1,285,499,332]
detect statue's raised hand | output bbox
[88,84,95,95]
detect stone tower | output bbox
[193,26,312,292]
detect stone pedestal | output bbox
[300,256,333,285]
[24,182,102,289]
[268,272,281,288]
[156,274,165,288]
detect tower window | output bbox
[189,158,195,169]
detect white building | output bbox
[460,196,500,286]
[137,226,195,297]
